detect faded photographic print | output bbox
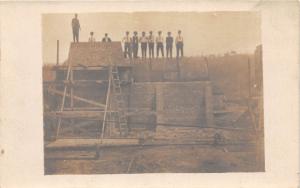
[42,12,264,174]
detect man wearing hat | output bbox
[148,31,155,58]
[122,31,132,58]
[156,31,164,58]
[102,33,111,42]
[88,31,96,42]
[166,31,173,58]
[139,31,148,59]
[132,31,139,58]
[175,30,184,58]
[71,13,81,42]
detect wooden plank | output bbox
[63,107,106,111]
[54,65,132,70]
[47,88,106,108]
[100,66,111,140]
[70,69,74,107]
[43,80,109,86]
[46,138,140,149]
[45,111,105,119]
[55,66,109,70]
[45,138,255,150]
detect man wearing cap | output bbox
[166,32,173,58]
[132,31,139,58]
[156,31,164,58]
[88,32,96,42]
[122,31,132,58]
[102,33,112,42]
[176,30,184,58]
[71,14,81,42]
[139,31,148,59]
[148,31,155,58]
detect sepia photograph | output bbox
[42,12,264,174]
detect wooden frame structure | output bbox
[44,43,134,157]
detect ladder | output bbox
[100,43,129,138]
[111,65,129,136]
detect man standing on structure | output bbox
[102,33,112,42]
[156,31,164,58]
[140,31,148,59]
[71,14,81,43]
[122,31,132,58]
[148,31,155,58]
[88,32,96,42]
[176,30,184,58]
[132,31,139,58]
[166,32,173,58]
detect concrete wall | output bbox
[127,81,214,130]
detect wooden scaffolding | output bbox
[44,42,135,155]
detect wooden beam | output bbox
[47,88,106,108]
[56,56,73,138]
[70,68,74,108]
[63,107,106,111]
[55,66,108,71]
[46,138,140,149]
[43,80,109,86]
[56,40,59,65]
[45,138,255,150]
[45,111,105,119]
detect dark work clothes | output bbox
[148,35,155,58]
[166,36,173,58]
[148,43,154,58]
[73,30,79,43]
[124,42,132,58]
[141,42,147,58]
[156,43,164,57]
[102,37,111,42]
[176,42,184,57]
[132,36,139,58]
[71,18,80,42]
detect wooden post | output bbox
[56,40,59,65]
[176,57,181,81]
[248,58,251,98]
[204,57,210,81]
[205,83,214,127]
[70,68,74,109]
[55,58,72,139]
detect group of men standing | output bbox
[71,14,184,59]
[122,30,184,59]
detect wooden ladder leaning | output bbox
[111,64,129,136]
[100,43,129,141]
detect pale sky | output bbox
[42,12,261,64]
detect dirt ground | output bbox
[45,143,260,174]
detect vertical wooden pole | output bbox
[248,58,251,98]
[56,40,59,65]
[55,59,72,139]
[204,57,210,80]
[205,83,214,127]
[176,57,181,81]
[70,69,74,109]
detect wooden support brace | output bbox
[47,88,106,108]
